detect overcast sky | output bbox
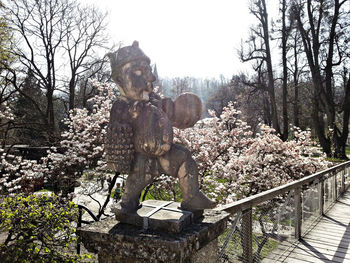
[83,0,279,79]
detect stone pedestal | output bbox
[78,209,229,263]
[112,200,202,233]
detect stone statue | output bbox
[105,41,216,213]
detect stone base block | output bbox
[112,200,202,233]
[78,209,229,263]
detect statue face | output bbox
[120,59,156,101]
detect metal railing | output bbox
[76,204,99,254]
[217,160,350,263]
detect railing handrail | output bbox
[217,160,350,215]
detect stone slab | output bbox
[112,200,201,233]
[78,209,230,263]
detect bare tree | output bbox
[75,57,112,109]
[280,0,290,141]
[237,68,274,129]
[0,15,16,124]
[171,77,191,99]
[286,25,309,128]
[271,0,295,140]
[240,0,282,136]
[3,0,110,143]
[292,0,350,158]
[63,4,109,110]
[206,81,236,116]
[5,0,72,141]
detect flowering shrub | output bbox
[0,193,91,262]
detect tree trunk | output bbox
[333,135,347,159]
[333,75,350,159]
[311,73,332,157]
[261,0,281,134]
[69,77,75,111]
[46,88,55,143]
[293,1,332,157]
[261,0,281,135]
[281,0,289,141]
[293,34,300,128]
[263,95,272,126]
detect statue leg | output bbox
[119,154,156,213]
[158,144,216,211]
[119,172,154,213]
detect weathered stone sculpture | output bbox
[105,41,215,213]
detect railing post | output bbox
[346,166,349,190]
[77,206,82,254]
[341,168,345,195]
[294,186,302,239]
[242,208,253,263]
[333,171,338,200]
[319,178,324,216]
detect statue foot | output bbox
[114,199,141,214]
[181,191,216,211]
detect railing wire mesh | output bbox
[219,192,296,262]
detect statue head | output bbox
[107,41,156,101]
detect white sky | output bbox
[82,0,279,79]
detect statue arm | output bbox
[161,97,175,122]
[149,92,175,122]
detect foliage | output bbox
[0,193,91,263]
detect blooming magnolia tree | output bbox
[169,103,329,204]
[0,102,15,123]
[0,102,15,147]
[0,103,45,195]
[41,80,114,195]
[0,80,115,196]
